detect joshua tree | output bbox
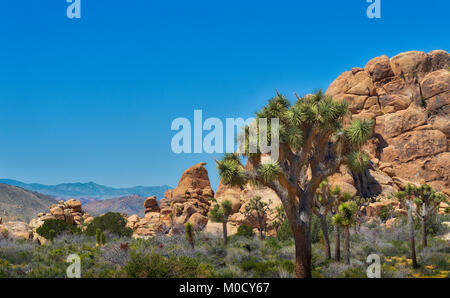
[244,196,272,239]
[329,186,343,261]
[209,199,233,245]
[332,200,358,265]
[216,90,373,277]
[313,179,338,259]
[353,195,370,233]
[414,184,447,248]
[395,184,418,268]
[185,222,195,249]
[273,205,287,232]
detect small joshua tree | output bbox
[273,205,287,232]
[209,199,233,245]
[396,184,418,268]
[413,184,447,248]
[216,90,373,277]
[244,196,272,239]
[185,222,195,249]
[333,200,358,265]
[313,180,339,259]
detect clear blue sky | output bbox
[0,0,448,191]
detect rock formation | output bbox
[0,221,33,241]
[128,163,214,238]
[28,199,93,243]
[325,50,449,199]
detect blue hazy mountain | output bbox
[0,179,171,200]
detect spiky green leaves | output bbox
[316,96,348,130]
[209,199,233,223]
[346,118,374,147]
[346,150,370,173]
[217,155,247,187]
[333,201,358,227]
[257,161,281,184]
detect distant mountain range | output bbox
[0,179,171,200]
[83,195,148,217]
[0,183,58,222]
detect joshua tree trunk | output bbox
[318,213,331,259]
[408,201,418,268]
[222,219,228,246]
[334,224,340,261]
[421,218,427,248]
[258,215,264,240]
[293,224,312,278]
[343,226,350,265]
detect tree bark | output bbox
[318,213,331,259]
[258,215,264,240]
[293,225,312,278]
[334,224,340,261]
[343,226,350,265]
[222,219,228,246]
[408,201,418,268]
[421,218,427,248]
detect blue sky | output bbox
[0,0,448,191]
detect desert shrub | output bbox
[239,256,295,278]
[379,205,394,221]
[276,220,293,242]
[36,219,79,239]
[337,265,367,278]
[427,214,450,236]
[86,212,132,237]
[123,251,214,278]
[264,236,282,250]
[236,225,254,238]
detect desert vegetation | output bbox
[0,208,448,278]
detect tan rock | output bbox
[379,94,411,112]
[421,69,450,99]
[0,221,33,240]
[65,199,82,213]
[187,213,208,231]
[428,50,450,71]
[382,107,427,138]
[389,51,431,79]
[365,55,394,82]
[172,162,214,198]
[144,196,160,213]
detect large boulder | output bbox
[144,196,160,213]
[0,221,33,240]
[169,162,214,199]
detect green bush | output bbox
[379,205,394,221]
[236,225,254,238]
[239,257,294,277]
[86,212,132,237]
[36,219,79,239]
[124,251,214,278]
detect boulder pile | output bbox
[128,163,214,238]
[326,50,449,198]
